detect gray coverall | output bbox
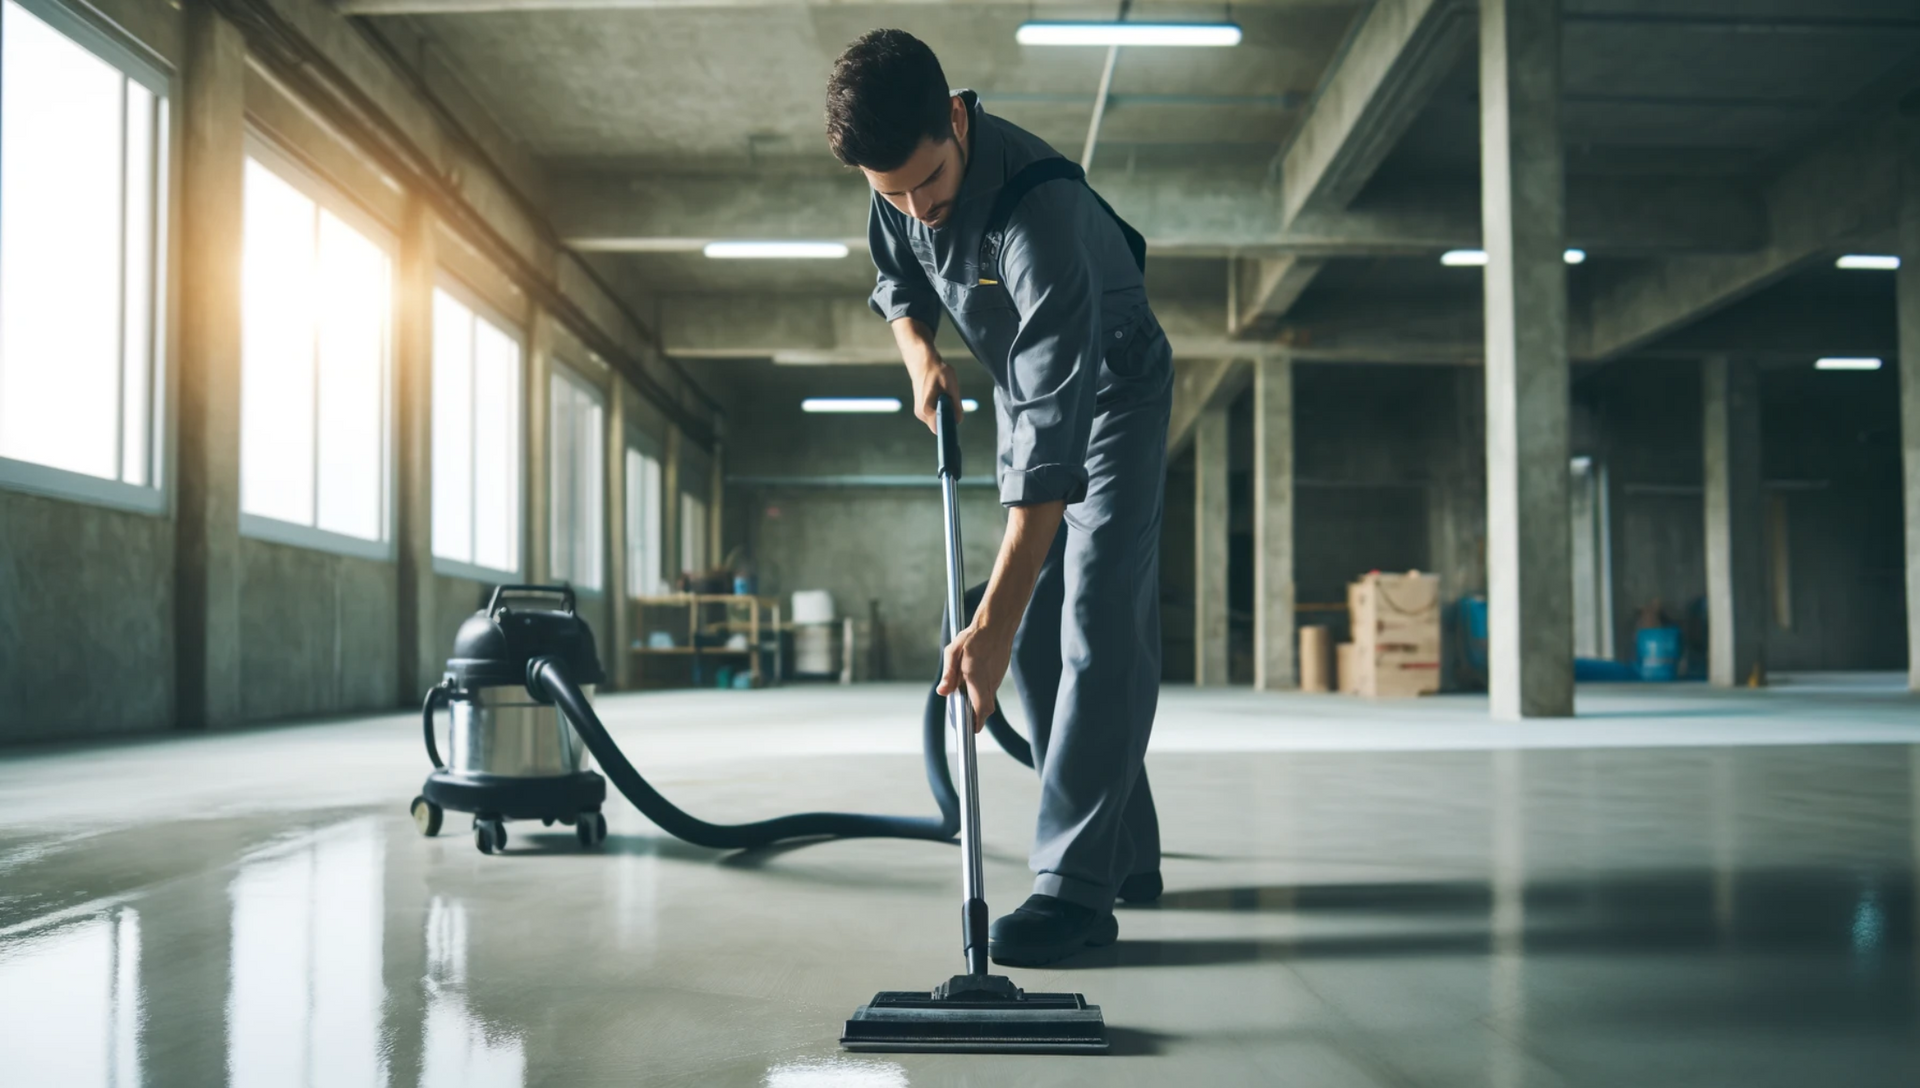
[868,90,1173,912]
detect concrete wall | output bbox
[714,359,1006,680]
[238,541,399,722]
[1583,359,1907,673]
[0,491,176,741]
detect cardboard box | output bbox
[1300,625,1330,692]
[1348,571,1442,698]
[1351,571,1442,648]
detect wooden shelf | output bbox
[629,595,784,689]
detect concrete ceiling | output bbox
[352,0,1920,370]
[398,2,1360,168]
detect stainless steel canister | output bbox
[448,684,596,777]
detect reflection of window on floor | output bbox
[0,907,141,1087]
[227,819,385,1088]
[422,896,526,1088]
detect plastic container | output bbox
[1635,627,1681,681]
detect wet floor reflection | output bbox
[419,897,525,1088]
[4,739,1919,1086]
[0,908,142,1086]
[763,1056,908,1087]
[227,819,386,1087]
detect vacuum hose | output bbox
[529,656,962,848]
[504,574,1034,850]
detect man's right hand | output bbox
[891,317,964,433]
[910,356,964,433]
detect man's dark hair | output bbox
[826,29,953,171]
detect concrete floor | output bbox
[3,678,1919,1086]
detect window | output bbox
[432,286,522,577]
[548,368,604,591]
[625,437,664,598]
[239,150,392,555]
[0,0,168,511]
[680,492,708,576]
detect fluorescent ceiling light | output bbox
[1016,22,1243,47]
[1441,248,1587,266]
[1835,254,1899,271]
[705,241,849,260]
[1814,357,1882,371]
[802,397,902,413]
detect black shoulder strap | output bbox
[978,158,1147,285]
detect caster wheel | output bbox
[474,818,505,855]
[542,817,554,827]
[411,796,443,838]
[576,810,607,848]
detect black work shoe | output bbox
[1117,870,1164,904]
[989,894,1119,967]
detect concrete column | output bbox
[1253,359,1296,690]
[1479,0,1573,719]
[709,439,726,569]
[525,307,554,583]
[662,426,682,582]
[394,200,439,699]
[1702,355,1768,687]
[606,392,630,686]
[1898,112,1920,692]
[173,4,247,730]
[1194,403,1231,685]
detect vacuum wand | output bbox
[937,396,991,977]
[839,396,1109,1052]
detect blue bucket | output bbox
[1635,627,1681,681]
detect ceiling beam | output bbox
[1221,0,1470,336]
[1228,256,1326,337]
[1281,0,1473,225]
[662,293,1491,367]
[1576,113,1901,360]
[339,0,1298,11]
[557,170,1766,258]
[1168,360,1253,459]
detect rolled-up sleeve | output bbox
[996,194,1101,507]
[866,198,942,334]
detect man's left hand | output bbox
[937,619,1013,732]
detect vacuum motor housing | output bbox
[415,585,609,853]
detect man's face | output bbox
[861,96,971,230]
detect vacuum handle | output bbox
[935,396,962,480]
[486,583,577,617]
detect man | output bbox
[825,28,1172,967]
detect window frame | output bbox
[235,133,397,562]
[0,0,174,517]
[680,490,709,577]
[429,274,527,584]
[625,426,665,600]
[547,361,606,594]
